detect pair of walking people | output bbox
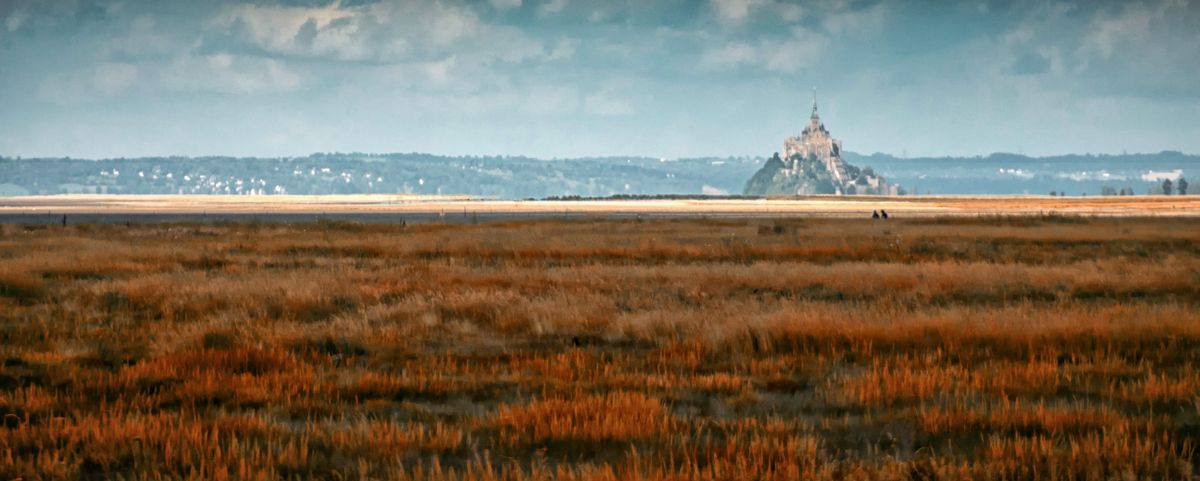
[872,210,889,219]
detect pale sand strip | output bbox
[1,194,1199,217]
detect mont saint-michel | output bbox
[744,92,898,196]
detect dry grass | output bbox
[0,217,1198,480]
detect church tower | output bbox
[783,87,847,187]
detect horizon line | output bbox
[2,149,1196,162]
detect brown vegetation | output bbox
[0,217,1198,480]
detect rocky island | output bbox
[745,92,898,196]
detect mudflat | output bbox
[2,194,1199,218]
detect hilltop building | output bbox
[744,90,897,196]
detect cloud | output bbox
[1011,50,1051,75]
[37,61,139,102]
[215,3,366,60]
[5,10,27,32]
[92,62,138,94]
[380,83,578,117]
[985,0,1198,99]
[701,26,828,73]
[762,27,827,72]
[364,56,634,119]
[1078,1,1191,64]
[376,56,491,93]
[417,3,482,47]
[1080,5,1156,59]
[0,0,148,37]
[546,37,578,60]
[408,84,629,118]
[583,90,634,116]
[209,0,554,69]
[821,2,887,35]
[775,3,805,22]
[699,1,884,73]
[707,0,811,26]
[102,14,188,58]
[537,0,569,17]
[417,56,457,86]
[5,0,1200,159]
[701,42,757,69]
[489,0,523,10]
[159,54,303,94]
[710,0,767,24]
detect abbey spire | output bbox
[806,87,823,134]
[811,86,819,120]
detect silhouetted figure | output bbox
[881,210,889,219]
[61,214,67,227]
[872,210,880,219]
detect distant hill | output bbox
[0,153,762,198]
[844,151,1198,195]
[0,151,1196,198]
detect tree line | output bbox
[1050,178,1189,196]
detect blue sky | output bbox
[1,0,1197,159]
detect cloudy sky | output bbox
[1,0,1197,159]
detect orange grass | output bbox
[0,217,1198,480]
[495,392,669,444]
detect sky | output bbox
[0,0,1198,159]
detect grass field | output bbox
[1,216,1198,480]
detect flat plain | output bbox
[1,214,1199,480]
[3,194,1200,219]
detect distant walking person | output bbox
[880,210,889,219]
[872,210,880,219]
[61,214,67,227]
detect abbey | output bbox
[744,91,897,196]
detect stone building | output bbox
[744,90,898,196]
[783,91,851,190]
